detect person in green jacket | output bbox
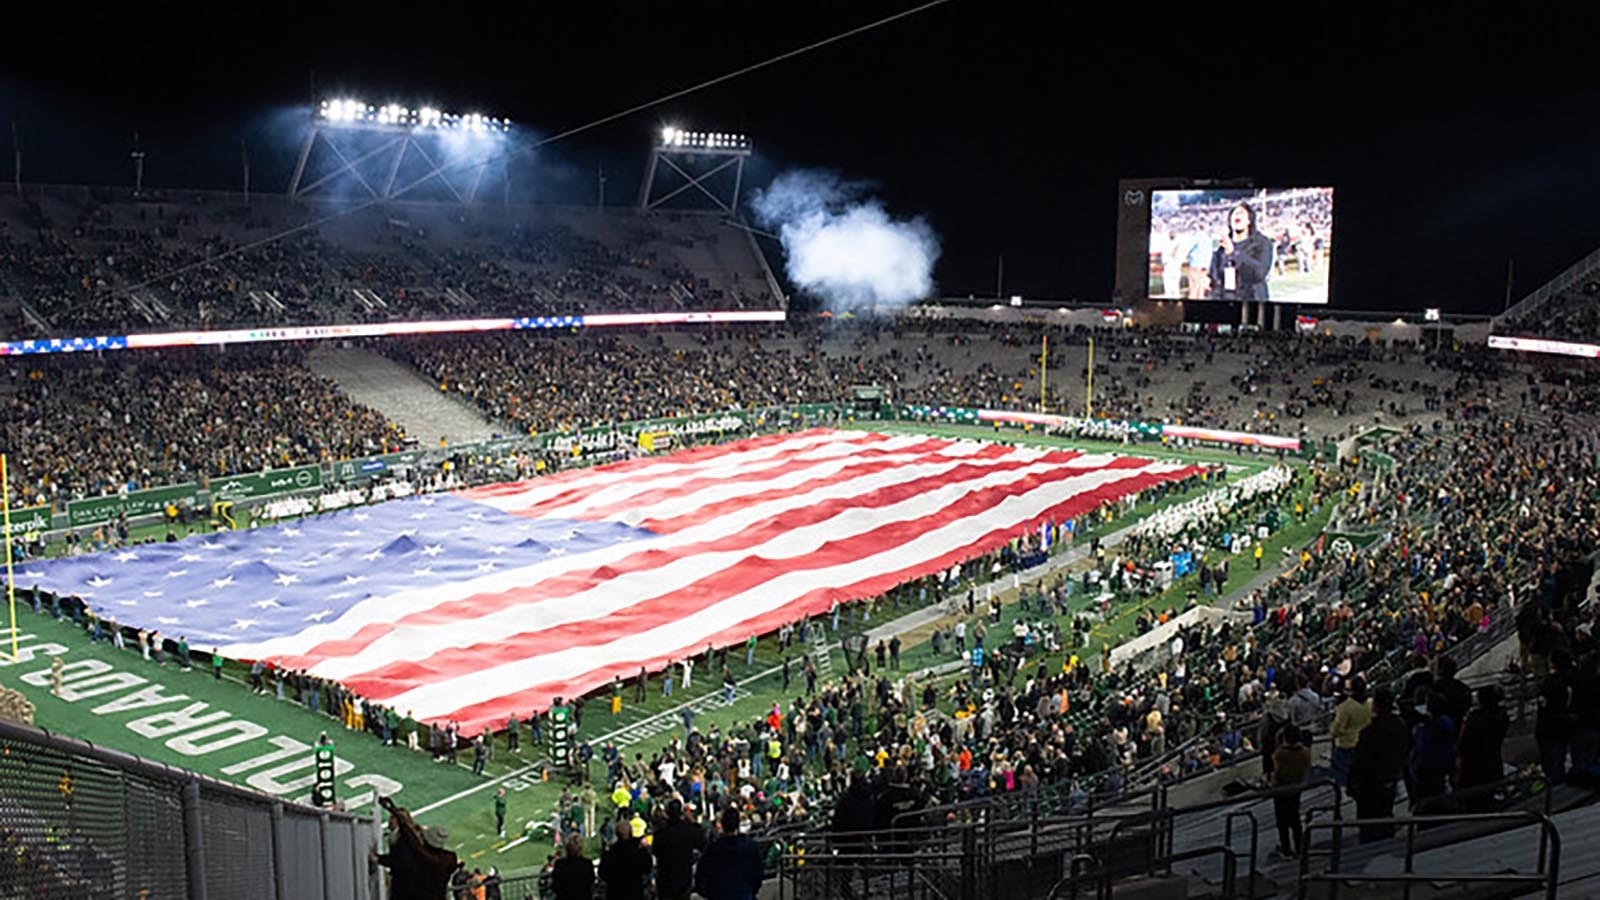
[494,787,508,838]
[211,650,224,680]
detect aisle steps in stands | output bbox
[350,288,387,312]
[305,344,503,446]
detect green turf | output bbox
[1,425,1316,876]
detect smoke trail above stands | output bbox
[751,170,940,309]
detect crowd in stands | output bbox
[0,190,777,337]
[7,308,1600,891]
[387,319,1473,446]
[2,345,406,509]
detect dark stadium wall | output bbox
[1130,299,1184,328]
[1112,177,1169,304]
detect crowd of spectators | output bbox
[0,191,778,337]
[3,345,406,508]
[7,315,1590,519]
[387,320,1474,445]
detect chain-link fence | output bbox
[0,716,379,900]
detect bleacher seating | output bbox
[0,186,780,337]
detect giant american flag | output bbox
[21,429,1203,732]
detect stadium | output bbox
[3,6,1600,900]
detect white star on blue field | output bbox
[18,494,656,647]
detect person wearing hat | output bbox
[652,798,706,900]
[599,818,650,900]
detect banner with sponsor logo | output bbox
[210,465,323,503]
[66,483,199,528]
[2,504,54,538]
[329,450,429,485]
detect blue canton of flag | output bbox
[17,495,654,648]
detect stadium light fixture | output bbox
[1424,307,1441,322]
[317,98,510,134]
[656,126,749,151]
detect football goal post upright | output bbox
[1,454,17,662]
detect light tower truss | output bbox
[288,99,513,205]
[638,127,752,214]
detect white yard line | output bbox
[497,835,531,853]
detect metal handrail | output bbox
[1495,244,1600,326]
[1296,811,1561,900]
[890,779,1165,830]
[1224,809,1260,900]
[1050,843,1241,900]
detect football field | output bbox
[1,426,1316,875]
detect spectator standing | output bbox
[1348,686,1409,843]
[694,807,763,900]
[598,818,650,900]
[653,798,707,900]
[550,834,594,900]
[1329,678,1372,786]
[1456,685,1509,810]
[1409,692,1459,807]
[1536,651,1574,783]
[1271,725,1311,858]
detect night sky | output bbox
[3,3,1599,315]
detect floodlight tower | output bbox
[287,98,513,204]
[638,127,751,214]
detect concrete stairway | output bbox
[306,344,505,447]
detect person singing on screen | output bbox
[1209,202,1274,301]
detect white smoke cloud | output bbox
[751,170,939,309]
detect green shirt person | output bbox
[402,713,419,751]
[211,650,224,681]
[494,788,508,837]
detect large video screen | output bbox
[1147,187,1334,304]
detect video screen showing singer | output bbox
[1208,202,1274,301]
[1146,187,1332,304]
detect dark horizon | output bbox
[4,3,1599,316]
